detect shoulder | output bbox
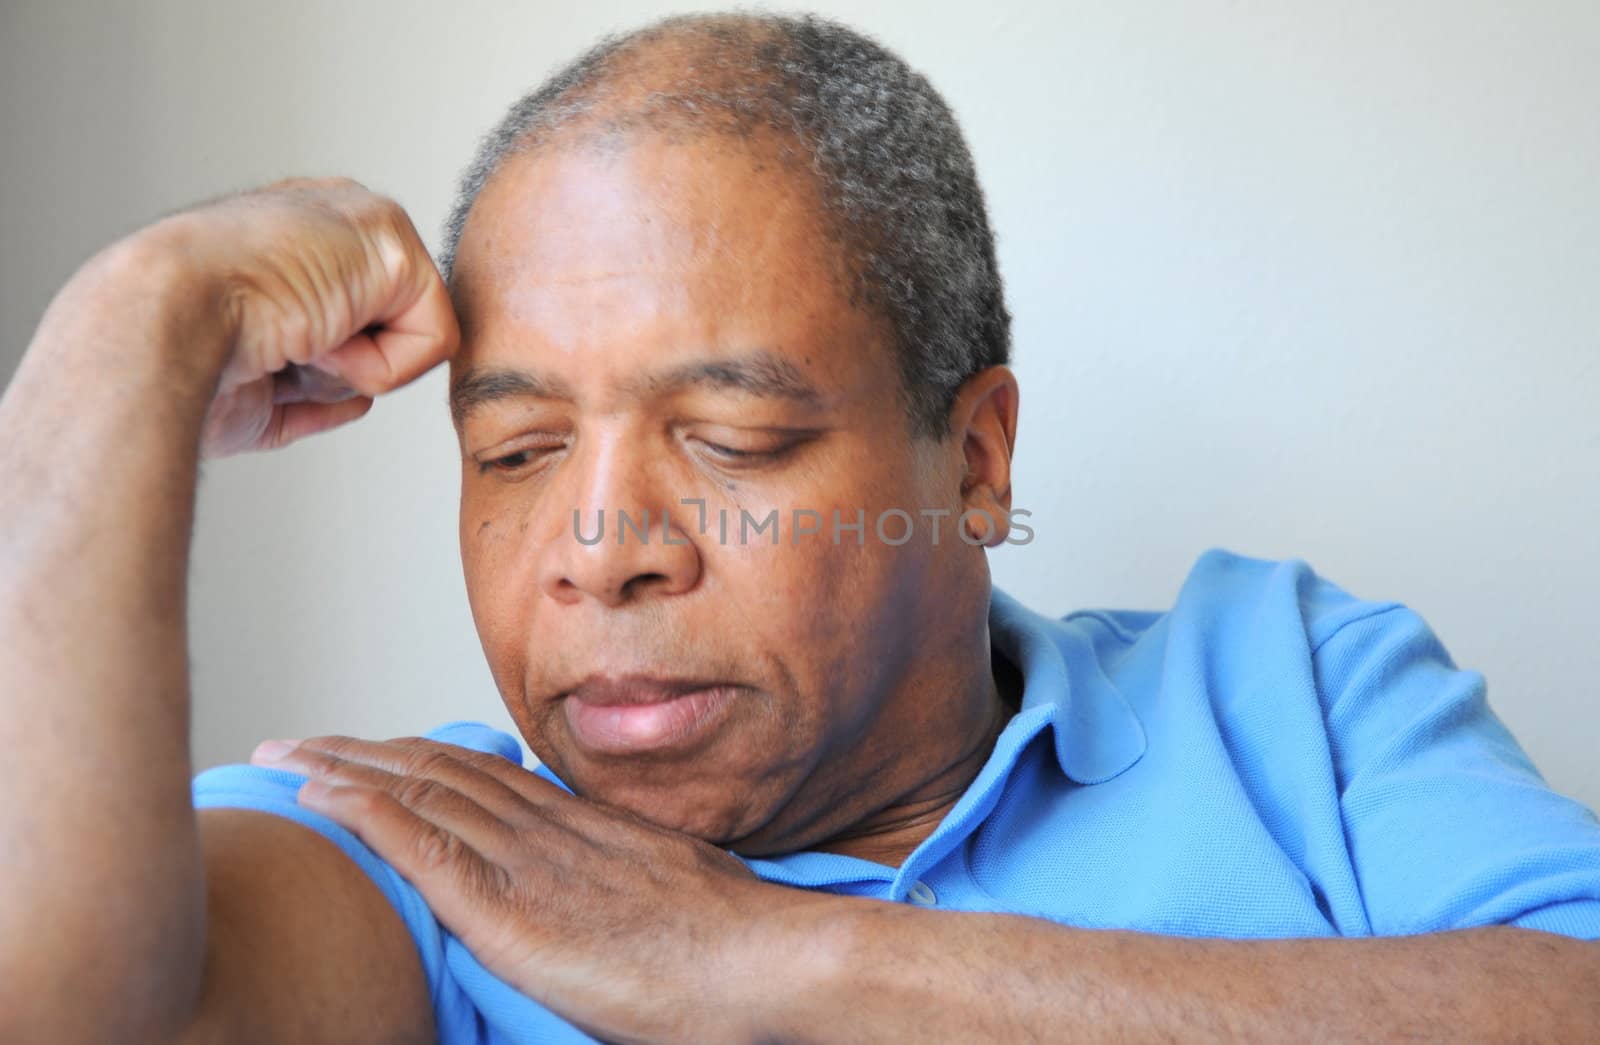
[1026,547,1434,733]
[191,718,529,912]
[182,804,435,1043]
[189,719,528,1040]
[1060,546,1407,656]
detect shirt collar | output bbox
[990,585,1148,784]
[734,586,1148,887]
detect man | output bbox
[2,11,1597,1044]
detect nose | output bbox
[534,430,702,608]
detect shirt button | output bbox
[907,880,938,906]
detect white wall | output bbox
[3,1,1596,814]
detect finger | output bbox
[296,780,512,932]
[256,736,542,828]
[263,396,373,449]
[271,361,358,405]
[441,743,580,808]
[322,217,460,397]
[277,746,526,858]
[343,734,579,812]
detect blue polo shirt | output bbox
[193,547,1600,1042]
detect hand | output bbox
[160,176,458,456]
[250,735,810,1044]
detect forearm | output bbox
[770,900,1600,1043]
[0,221,228,1042]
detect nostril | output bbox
[621,572,671,599]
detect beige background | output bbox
[3,1,1596,814]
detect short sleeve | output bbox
[192,720,532,1042]
[1315,606,1600,940]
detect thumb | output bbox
[316,227,459,398]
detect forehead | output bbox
[451,132,855,333]
[445,132,895,420]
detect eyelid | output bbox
[472,432,569,475]
[477,448,548,476]
[700,440,769,459]
[684,422,820,445]
[685,427,819,467]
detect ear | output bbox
[946,365,1019,548]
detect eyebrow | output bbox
[450,368,574,428]
[450,350,824,427]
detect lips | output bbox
[567,674,732,706]
[561,674,743,755]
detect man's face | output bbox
[448,133,992,854]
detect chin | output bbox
[588,778,762,844]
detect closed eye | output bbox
[482,450,536,472]
[691,434,816,468]
[477,444,562,475]
[701,441,765,460]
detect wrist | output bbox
[116,215,238,392]
[730,889,882,1044]
[37,214,235,406]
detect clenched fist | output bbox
[153,176,458,456]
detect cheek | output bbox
[705,507,927,717]
[704,444,941,626]
[460,512,531,687]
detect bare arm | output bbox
[183,809,434,1045]
[767,900,1600,1043]
[0,182,456,1044]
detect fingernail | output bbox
[252,739,300,763]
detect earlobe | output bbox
[959,506,1003,546]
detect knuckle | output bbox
[409,825,464,872]
[392,773,447,810]
[338,786,389,820]
[402,745,461,779]
[298,754,349,782]
[372,205,419,273]
[481,859,516,899]
[353,190,403,229]
[372,192,406,221]
[456,750,506,779]
[304,735,360,762]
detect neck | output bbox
[810,645,1023,867]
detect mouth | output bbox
[560,674,744,756]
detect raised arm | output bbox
[0,179,458,1044]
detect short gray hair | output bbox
[439,11,1011,438]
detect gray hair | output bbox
[439,11,1011,438]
